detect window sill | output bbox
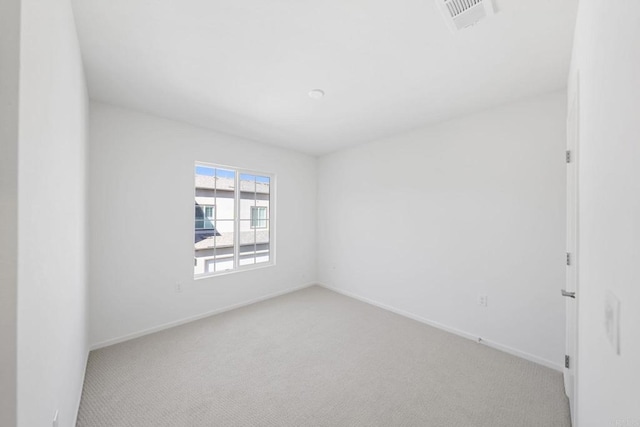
[193,261,275,281]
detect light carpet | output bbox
[77,285,571,426]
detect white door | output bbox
[564,74,579,424]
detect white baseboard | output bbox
[90,282,316,350]
[318,283,563,372]
[478,336,563,373]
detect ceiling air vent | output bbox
[437,0,495,32]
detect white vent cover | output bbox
[436,0,495,32]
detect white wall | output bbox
[0,0,20,425]
[88,102,317,347]
[318,91,567,369]
[16,1,89,426]
[571,2,640,426]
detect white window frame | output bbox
[194,162,276,279]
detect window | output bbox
[250,206,267,229]
[194,163,273,277]
[195,205,215,229]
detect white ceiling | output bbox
[72,0,578,156]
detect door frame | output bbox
[565,71,580,426]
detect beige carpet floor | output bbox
[77,286,571,426]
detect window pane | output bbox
[214,168,235,220]
[255,220,269,244]
[239,226,270,266]
[256,175,270,194]
[213,246,234,272]
[195,216,234,275]
[214,220,235,247]
[195,167,216,197]
[240,197,255,220]
[204,258,216,274]
[215,168,235,180]
[195,165,215,176]
[255,243,270,264]
[239,220,255,245]
[239,253,255,266]
[240,173,256,191]
[239,173,255,220]
[255,242,270,265]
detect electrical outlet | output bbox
[175,282,183,293]
[604,291,620,355]
[53,410,59,427]
[478,294,488,307]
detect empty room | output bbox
[1,0,639,426]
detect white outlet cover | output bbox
[604,291,621,355]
